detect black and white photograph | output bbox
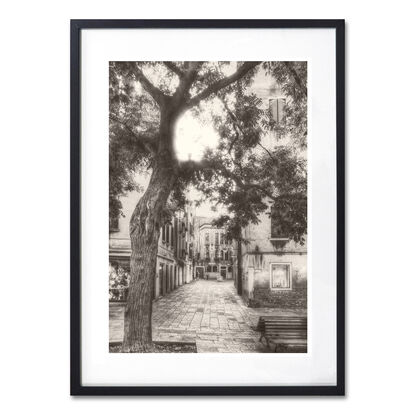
[108,61,308,354]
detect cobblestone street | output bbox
[152,280,269,352]
[110,279,305,352]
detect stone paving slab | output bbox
[109,279,306,352]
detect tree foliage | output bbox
[109,62,159,222]
[109,61,307,242]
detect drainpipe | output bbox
[237,236,242,295]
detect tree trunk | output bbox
[122,160,176,352]
[121,103,180,352]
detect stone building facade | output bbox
[234,69,307,309]
[236,207,307,309]
[109,190,195,300]
[193,217,234,280]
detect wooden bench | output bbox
[257,316,307,352]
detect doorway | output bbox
[220,266,227,279]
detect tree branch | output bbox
[221,98,276,163]
[178,158,277,202]
[256,142,277,163]
[163,62,185,78]
[110,115,157,154]
[186,61,262,108]
[133,64,167,106]
[173,62,202,102]
[228,171,276,201]
[283,62,307,98]
[219,99,240,154]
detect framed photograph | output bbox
[71,19,345,395]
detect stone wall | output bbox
[250,280,307,309]
[239,206,307,310]
[242,251,307,309]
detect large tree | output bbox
[109,61,307,351]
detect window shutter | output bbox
[269,98,286,124]
[270,206,285,238]
[276,98,285,123]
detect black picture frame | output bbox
[70,19,345,396]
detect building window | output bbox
[215,247,219,259]
[205,233,209,244]
[212,265,218,273]
[221,232,226,245]
[270,263,292,290]
[270,206,287,239]
[269,98,286,124]
[215,232,219,245]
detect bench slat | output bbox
[265,329,307,334]
[265,321,307,327]
[263,323,305,326]
[265,330,307,336]
[259,316,307,321]
[265,326,307,330]
[266,334,306,337]
[265,329,307,333]
[262,320,305,323]
[269,339,307,345]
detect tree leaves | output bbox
[109,61,307,243]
